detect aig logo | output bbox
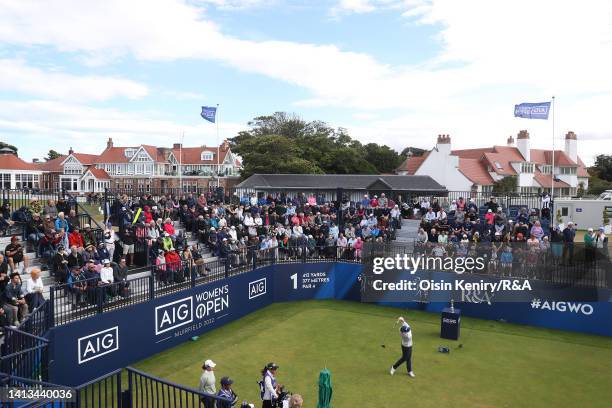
[155,297,193,335]
[249,278,267,300]
[78,327,119,364]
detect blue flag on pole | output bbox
[201,106,217,123]
[514,102,551,120]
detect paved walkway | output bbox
[396,218,420,243]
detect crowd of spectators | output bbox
[416,195,609,278]
[110,191,400,282]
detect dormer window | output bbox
[124,148,137,158]
[201,151,213,161]
[520,163,535,173]
[495,161,503,170]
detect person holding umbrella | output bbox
[390,316,415,377]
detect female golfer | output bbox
[260,362,280,408]
[390,317,415,377]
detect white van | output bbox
[597,190,612,200]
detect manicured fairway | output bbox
[135,300,612,408]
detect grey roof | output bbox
[236,174,446,192]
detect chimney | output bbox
[220,139,230,151]
[173,143,182,149]
[436,134,451,156]
[106,138,113,149]
[516,130,530,162]
[507,135,515,146]
[564,131,578,163]
[69,147,74,155]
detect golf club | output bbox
[380,319,399,348]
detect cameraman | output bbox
[260,363,280,408]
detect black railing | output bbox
[127,366,231,407]
[0,327,49,382]
[364,241,611,288]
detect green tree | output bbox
[363,143,403,173]
[231,134,322,179]
[46,149,61,161]
[492,176,518,195]
[577,182,585,197]
[593,154,612,181]
[400,146,426,157]
[0,141,18,153]
[230,112,395,178]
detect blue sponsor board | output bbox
[48,263,612,385]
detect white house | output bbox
[0,147,43,189]
[396,131,589,196]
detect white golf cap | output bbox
[204,359,216,368]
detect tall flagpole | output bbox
[551,96,555,223]
[216,103,220,186]
[179,131,184,192]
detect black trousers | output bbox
[262,400,274,408]
[393,345,412,373]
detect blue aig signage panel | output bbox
[49,263,612,386]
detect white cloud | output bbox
[0,59,148,101]
[0,0,610,164]
[0,100,244,161]
[332,0,376,14]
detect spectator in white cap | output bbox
[200,359,217,408]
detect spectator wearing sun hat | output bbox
[200,359,217,408]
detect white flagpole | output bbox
[551,96,555,223]
[216,103,220,186]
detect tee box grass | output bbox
[134,300,612,408]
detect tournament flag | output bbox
[514,102,551,120]
[201,106,217,123]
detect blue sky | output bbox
[0,0,610,164]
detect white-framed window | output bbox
[559,166,577,175]
[124,148,137,158]
[494,161,503,170]
[15,174,39,189]
[481,185,494,193]
[520,162,535,173]
[0,173,10,188]
[116,165,123,175]
[133,151,151,162]
[540,165,552,174]
[201,151,213,161]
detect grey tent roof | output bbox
[236,174,446,192]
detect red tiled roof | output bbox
[577,157,589,177]
[72,153,98,165]
[395,152,429,174]
[533,172,570,188]
[85,166,111,180]
[0,154,40,171]
[97,146,167,163]
[480,146,524,176]
[171,147,229,165]
[34,155,66,172]
[451,148,493,159]
[457,158,494,185]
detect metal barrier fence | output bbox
[0,327,49,382]
[363,241,611,288]
[0,366,231,408]
[48,245,362,326]
[127,366,231,408]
